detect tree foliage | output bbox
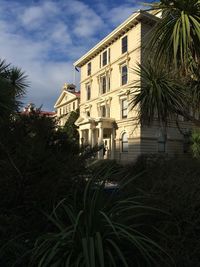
[0,59,29,123]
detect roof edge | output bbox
[73,10,159,68]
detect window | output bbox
[122,133,128,152]
[102,51,107,66]
[100,105,106,117]
[100,49,110,68]
[87,62,91,76]
[73,102,75,110]
[100,75,107,94]
[108,48,110,63]
[86,84,91,100]
[108,76,110,91]
[122,36,128,54]
[158,132,166,153]
[121,99,127,118]
[99,54,101,68]
[121,65,128,85]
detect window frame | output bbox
[100,105,106,117]
[121,64,128,85]
[158,133,167,153]
[86,83,91,101]
[102,51,107,66]
[122,132,128,153]
[87,62,91,76]
[121,98,128,119]
[121,36,128,54]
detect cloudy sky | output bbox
[0,0,154,111]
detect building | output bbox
[74,10,191,163]
[22,103,56,117]
[54,83,80,127]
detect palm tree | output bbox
[130,62,187,127]
[131,1,200,128]
[0,59,29,123]
[146,0,200,72]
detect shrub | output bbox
[122,157,200,267]
[31,172,168,267]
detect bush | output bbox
[122,156,200,267]
[31,174,168,267]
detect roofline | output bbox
[73,10,159,68]
[54,90,80,109]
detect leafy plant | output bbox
[31,167,168,267]
[191,129,200,158]
[130,62,187,126]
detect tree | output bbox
[131,1,200,128]
[62,109,79,144]
[0,59,29,123]
[146,0,200,72]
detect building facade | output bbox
[54,83,80,127]
[74,10,191,163]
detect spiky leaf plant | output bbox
[130,62,187,126]
[31,166,170,267]
[191,129,200,158]
[145,0,200,71]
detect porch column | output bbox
[79,130,83,147]
[98,124,104,159]
[91,129,94,147]
[111,127,115,159]
[88,128,92,146]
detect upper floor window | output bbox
[122,133,128,152]
[122,36,128,54]
[86,84,91,100]
[100,75,107,94]
[121,99,128,118]
[121,65,128,85]
[100,105,106,117]
[73,102,75,110]
[87,62,91,76]
[102,51,107,66]
[100,48,110,68]
[158,132,166,153]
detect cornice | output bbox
[73,10,158,68]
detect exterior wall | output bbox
[76,20,146,162]
[75,11,193,163]
[55,93,80,127]
[141,119,194,156]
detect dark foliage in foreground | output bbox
[122,155,200,267]
[0,111,86,266]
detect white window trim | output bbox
[121,35,128,54]
[120,63,128,86]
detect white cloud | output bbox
[63,0,105,38]
[20,1,59,30]
[0,0,142,110]
[105,4,142,26]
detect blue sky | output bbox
[0,0,154,110]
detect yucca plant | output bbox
[31,166,170,267]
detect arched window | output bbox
[122,133,128,152]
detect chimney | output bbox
[62,83,76,93]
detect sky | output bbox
[0,0,154,111]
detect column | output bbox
[98,125,104,159]
[79,130,83,147]
[88,128,92,146]
[111,127,115,159]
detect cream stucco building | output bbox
[54,83,80,127]
[74,10,191,163]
